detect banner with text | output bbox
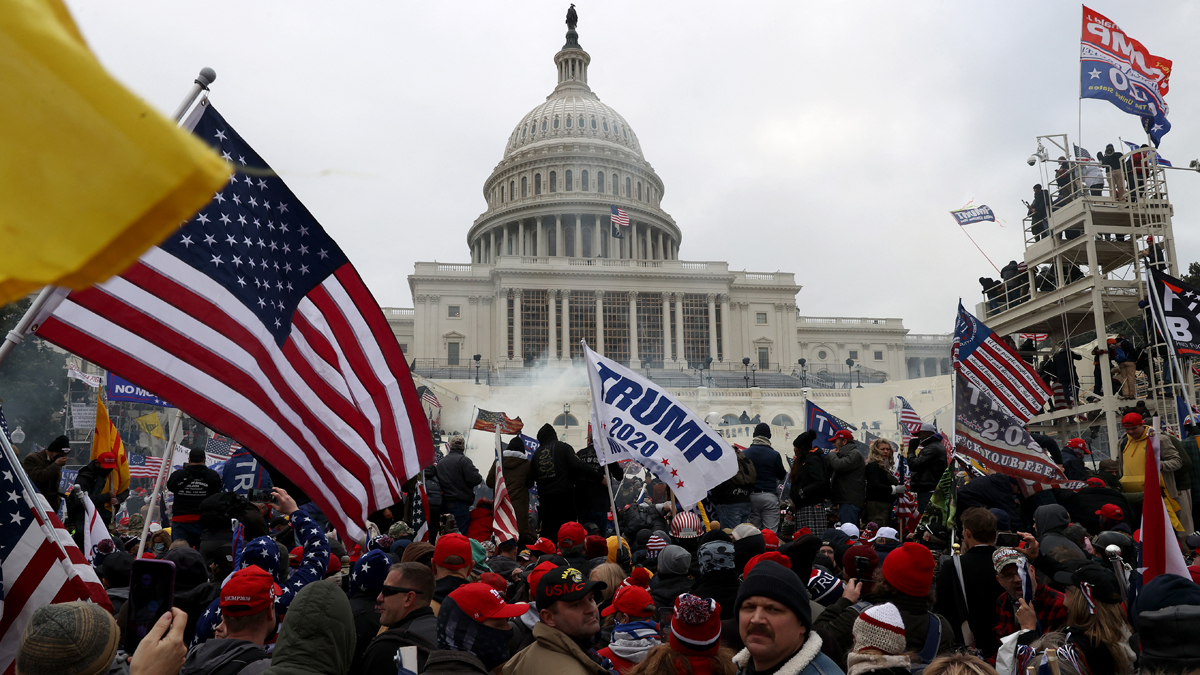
[585,342,736,506]
[955,374,1067,483]
[804,400,852,450]
[106,372,173,407]
[950,205,996,226]
[1081,6,1172,146]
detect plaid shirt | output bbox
[994,583,1068,641]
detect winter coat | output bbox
[502,621,613,675]
[260,582,355,675]
[650,546,694,609]
[957,474,1022,531]
[360,607,439,674]
[743,439,787,493]
[864,461,899,504]
[934,545,1004,659]
[828,441,866,507]
[733,632,842,675]
[791,448,832,507]
[1034,505,1083,558]
[907,438,947,494]
[690,570,740,619]
[487,444,535,540]
[167,464,223,519]
[881,591,955,656]
[711,449,756,505]
[576,444,624,513]
[423,464,443,509]
[1061,447,1087,481]
[423,651,491,675]
[180,639,271,675]
[531,424,598,498]
[1061,486,1133,535]
[74,459,123,521]
[349,590,383,672]
[436,447,482,504]
[22,451,64,512]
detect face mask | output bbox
[153,543,165,552]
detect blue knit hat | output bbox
[349,549,391,596]
[240,536,282,582]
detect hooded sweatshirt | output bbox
[650,545,693,609]
[1034,504,1083,559]
[261,582,355,675]
[531,424,599,497]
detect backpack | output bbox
[206,642,271,675]
[731,450,758,488]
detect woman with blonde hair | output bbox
[864,439,904,527]
[1056,562,1133,675]
[922,654,999,675]
[591,562,626,609]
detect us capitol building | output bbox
[384,14,951,444]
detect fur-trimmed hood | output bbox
[734,632,830,675]
[846,652,911,675]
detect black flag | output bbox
[1148,268,1200,358]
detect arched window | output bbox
[553,117,559,129]
[603,120,609,132]
[566,116,572,128]
[637,181,642,200]
[578,116,585,128]
[565,170,573,191]
[720,414,740,426]
[521,127,526,139]
[612,173,619,194]
[520,176,527,198]
[541,120,547,131]
[625,177,631,197]
[771,414,795,427]
[535,174,542,195]
[553,413,579,427]
[581,170,589,191]
[510,180,515,200]
[500,185,505,203]
[550,171,557,193]
[597,171,605,194]
[591,118,597,129]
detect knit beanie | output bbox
[731,523,761,542]
[621,566,653,590]
[807,567,845,606]
[753,423,771,439]
[697,541,736,574]
[349,549,391,596]
[842,544,880,581]
[584,535,609,560]
[646,535,667,559]
[669,594,722,657]
[852,602,906,656]
[17,602,119,675]
[658,545,692,576]
[881,542,935,597]
[736,560,813,629]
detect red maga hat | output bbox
[221,566,281,616]
[449,582,529,622]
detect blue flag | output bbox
[804,400,851,450]
[1081,8,1172,146]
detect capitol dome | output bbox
[466,23,679,264]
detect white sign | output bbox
[67,363,102,388]
[584,342,736,506]
[70,403,96,430]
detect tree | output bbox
[1180,261,1200,288]
[0,299,66,451]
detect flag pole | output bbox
[0,68,217,371]
[137,408,183,558]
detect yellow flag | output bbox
[91,397,130,505]
[135,412,165,440]
[0,0,230,304]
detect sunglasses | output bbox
[380,584,423,597]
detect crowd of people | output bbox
[14,409,1200,675]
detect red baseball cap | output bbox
[601,585,655,618]
[831,430,854,441]
[289,546,302,568]
[449,582,529,622]
[1096,504,1124,520]
[221,566,281,616]
[744,551,791,577]
[96,452,118,469]
[761,529,779,551]
[433,533,473,571]
[527,537,557,555]
[527,560,560,601]
[327,555,343,576]
[1122,412,1144,428]
[558,521,587,549]
[1086,477,1107,488]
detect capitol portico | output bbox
[388,16,951,392]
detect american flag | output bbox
[411,478,431,543]
[610,205,630,228]
[1018,333,1049,343]
[1,454,112,674]
[1016,261,1028,274]
[205,434,241,457]
[896,397,923,443]
[128,453,165,478]
[27,100,434,542]
[893,455,920,535]
[418,386,441,409]
[491,430,520,542]
[953,303,1051,423]
[0,404,8,443]
[472,408,524,435]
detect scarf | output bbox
[607,621,661,664]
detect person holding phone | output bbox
[21,434,72,512]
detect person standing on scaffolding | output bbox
[1027,185,1049,241]
[1099,144,1125,200]
[1113,334,1137,399]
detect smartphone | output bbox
[123,559,175,653]
[854,555,872,581]
[247,488,276,503]
[996,532,1021,549]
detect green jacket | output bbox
[262,581,355,675]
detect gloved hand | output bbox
[891,485,908,495]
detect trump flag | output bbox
[1081,6,1172,146]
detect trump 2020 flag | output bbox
[584,342,735,506]
[949,205,996,226]
[1080,6,1172,146]
[805,400,851,450]
[955,374,1067,483]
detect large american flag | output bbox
[27,100,434,541]
[610,205,630,228]
[953,303,1051,423]
[1,454,112,674]
[128,453,165,478]
[472,408,524,435]
[491,430,520,542]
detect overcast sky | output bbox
[65,1,1200,334]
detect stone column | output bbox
[595,289,605,356]
[783,303,796,366]
[592,214,601,258]
[661,292,671,364]
[740,303,751,361]
[480,296,493,362]
[427,295,440,360]
[517,221,524,257]
[574,215,583,258]
[629,291,640,366]
[497,288,509,363]
[707,293,718,361]
[468,296,480,356]
[513,289,524,364]
[555,215,563,257]
[412,295,426,360]
[561,290,571,364]
[490,228,497,263]
[658,230,665,261]
[720,294,731,362]
[673,293,685,365]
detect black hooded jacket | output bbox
[957,473,1022,530]
[790,430,832,507]
[530,424,598,498]
[575,444,623,513]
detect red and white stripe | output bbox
[897,397,922,443]
[32,247,434,542]
[491,430,520,543]
[0,493,111,675]
[129,455,164,478]
[958,336,1051,423]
